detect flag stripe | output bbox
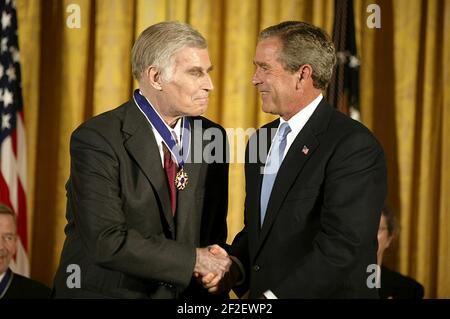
[1,138,18,212]
[17,178,27,250]
[0,0,30,276]
[17,112,26,188]
[0,171,12,207]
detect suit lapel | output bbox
[175,117,204,244]
[246,120,278,260]
[258,126,318,247]
[122,101,175,237]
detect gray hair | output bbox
[131,21,207,82]
[0,203,16,226]
[259,21,336,90]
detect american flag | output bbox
[327,0,361,121]
[0,0,29,276]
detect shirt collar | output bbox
[279,93,323,136]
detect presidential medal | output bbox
[134,90,191,192]
[175,168,189,190]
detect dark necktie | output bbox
[163,143,177,216]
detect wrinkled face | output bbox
[252,37,299,117]
[160,47,213,119]
[377,215,392,264]
[0,214,17,275]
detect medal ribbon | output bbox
[133,89,190,167]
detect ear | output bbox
[144,66,163,90]
[296,64,313,88]
[386,236,393,248]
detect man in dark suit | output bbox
[53,22,231,299]
[0,204,51,299]
[203,21,387,298]
[377,206,424,299]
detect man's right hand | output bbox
[193,245,232,279]
[197,245,243,294]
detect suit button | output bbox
[253,265,260,272]
[159,282,174,288]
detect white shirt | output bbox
[278,93,322,159]
[0,271,5,283]
[136,94,183,167]
[151,117,183,168]
[263,93,322,300]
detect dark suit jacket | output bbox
[380,266,424,299]
[1,269,51,299]
[53,100,229,299]
[230,99,387,298]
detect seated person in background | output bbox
[0,203,51,299]
[377,205,424,299]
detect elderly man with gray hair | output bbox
[53,21,231,299]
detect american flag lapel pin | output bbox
[302,145,309,155]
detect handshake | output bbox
[193,245,242,294]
